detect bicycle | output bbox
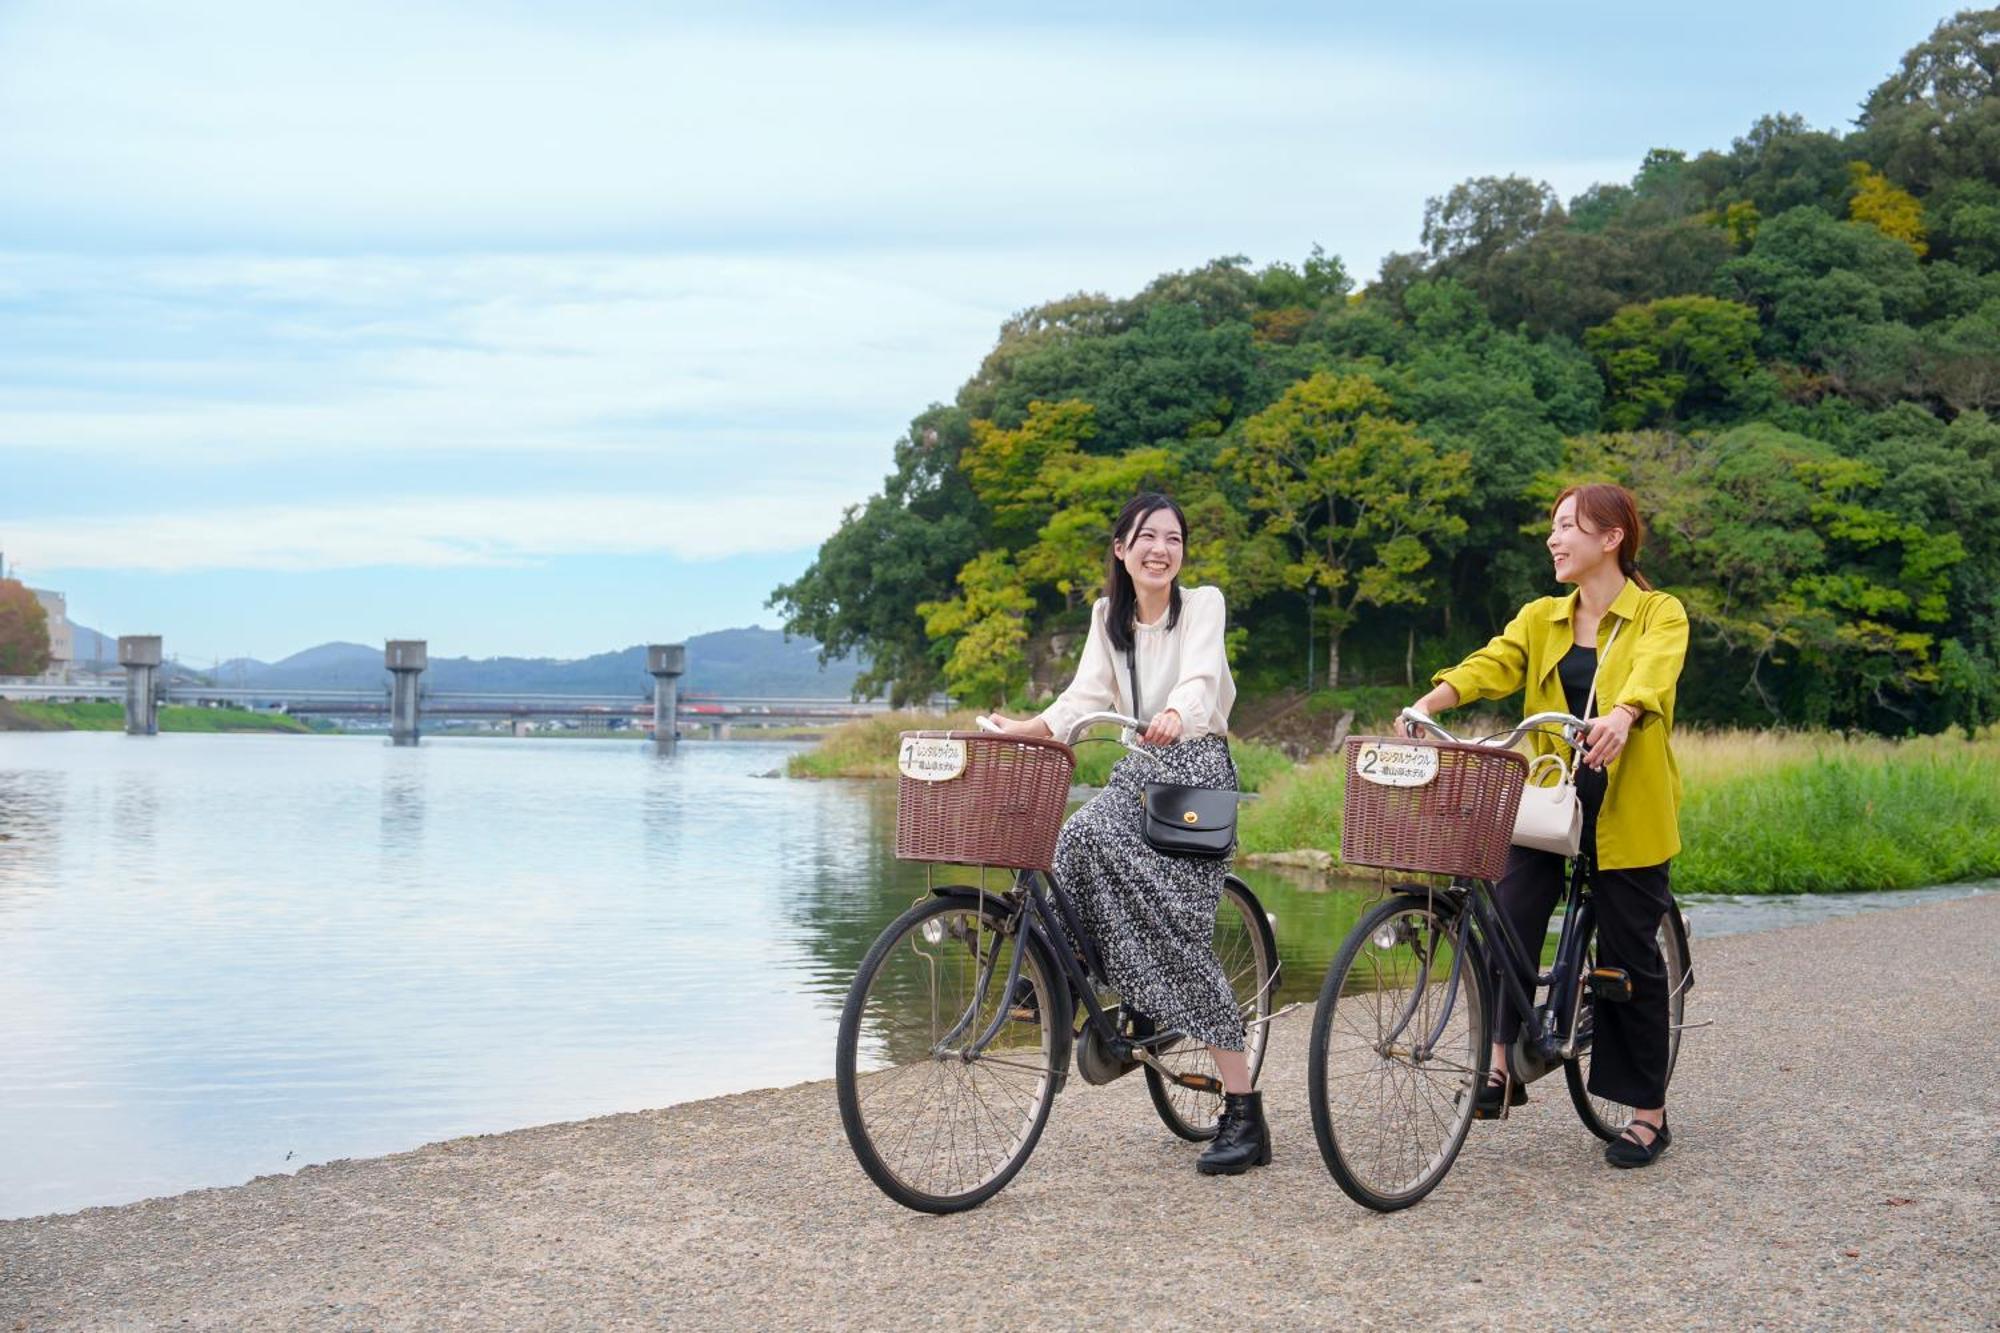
[1306,708,1698,1212]
[835,712,1286,1213]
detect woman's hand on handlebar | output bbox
[1139,708,1183,747]
[1404,683,1460,738]
[977,713,1052,739]
[1579,704,1637,770]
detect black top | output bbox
[1556,642,1597,719]
[1556,641,1608,816]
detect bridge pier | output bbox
[386,640,426,746]
[118,636,162,736]
[647,644,685,752]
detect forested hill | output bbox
[774,10,2000,737]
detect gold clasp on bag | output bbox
[1183,810,1199,824]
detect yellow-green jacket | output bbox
[1432,580,1689,870]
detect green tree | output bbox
[1559,425,1969,728]
[960,399,1096,545]
[1224,372,1471,687]
[1421,176,1562,292]
[1855,7,2000,192]
[918,550,1033,706]
[1926,180,2000,272]
[1584,296,1762,429]
[1689,114,1850,219]
[0,580,52,676]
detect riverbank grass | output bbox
[786,709,1291,792]
[3,700,315,734]
[1237,728,2000,895]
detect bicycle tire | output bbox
[1143,874,1280,1141]
[1308,891,1489,1212]
[835,892,1068,1213]
[1564,908,1691,1141]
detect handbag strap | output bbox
[1582,620,1622,720]
[1125,646,1145,724]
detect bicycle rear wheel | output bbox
[1308,891,1488,1212]
[1144,874,1279,1140]
[836,893,1065,1213]
[1564,910,1691,1140]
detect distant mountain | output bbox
[198,627,866,698]
[70,622,118,667]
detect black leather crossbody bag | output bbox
[1127,648,1237,859]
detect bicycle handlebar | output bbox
[974,710,1146,745]
[1057,710,1146,746]
[1398,706,1591,751]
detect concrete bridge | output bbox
[1,638,889,748]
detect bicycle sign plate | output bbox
[1354,741,1440,787]
[897,736,968,782]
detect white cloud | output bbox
[0,4,1508,249]
[0,251,1008,465]
[3,491,849,572]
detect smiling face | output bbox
[1547,493,1622,584]
[1115,504,1184,601]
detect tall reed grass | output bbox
[1238,727,2000,895]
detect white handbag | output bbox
[1508,622,1619,859]
[1512,753,1584,856]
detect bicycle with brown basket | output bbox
[1306,708,1696,1212]
[834,712,1282,1213]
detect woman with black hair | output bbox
[982,492,1263,1175]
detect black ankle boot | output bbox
[1196,1091,1272,1175]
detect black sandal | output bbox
[1460,1071,1528,1119]
[1604,1117,1671,1168]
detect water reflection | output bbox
[378,763,426,857]
[4,732,1956,1219]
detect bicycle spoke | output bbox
[840,903,1059,1207]
[1313,899,1482,1206]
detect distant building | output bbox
[29,587,73,682]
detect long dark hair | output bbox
[1552,482,1653,590]
[1104,492,1188,653]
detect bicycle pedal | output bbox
[1172,1072,1224,1095]
[1588,967,1633,1003]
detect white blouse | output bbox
[1037,585,1236,743]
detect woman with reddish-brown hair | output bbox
[1407,482,1689,1167]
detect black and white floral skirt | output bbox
[1052,734,1245,1051]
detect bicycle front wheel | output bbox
[1144,874,1280,1140]
[835,893,1065,1213]
[1565,909,1691,1140]
[1308,891,1488,1212]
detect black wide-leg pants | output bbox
[1490,778,1675,1108]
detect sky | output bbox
[0,0,1957,664]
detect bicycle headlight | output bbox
[921,917,947,944]
[1372,922,1399,949]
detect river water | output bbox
[0,732,1987,1218]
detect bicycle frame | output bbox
[1372,706,1600,1068]
[925,859,1283,1104]
[934,709,1276,1092]
[934,868,1213,1064]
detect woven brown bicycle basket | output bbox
[1339,736,1529,881]
[893,731,1078,871]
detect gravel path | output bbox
[4,894,1996,1330]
